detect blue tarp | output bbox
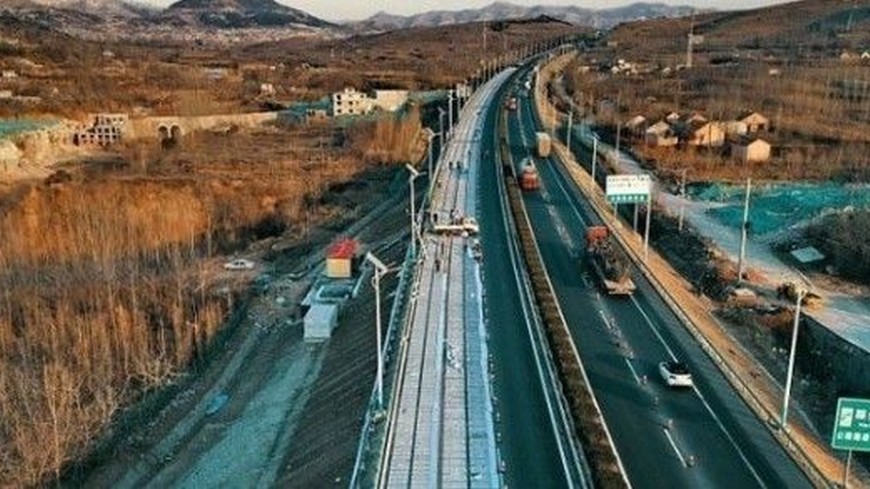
[689,182,870,236]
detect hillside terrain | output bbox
[607,0,869,60]
[562,0,869,184]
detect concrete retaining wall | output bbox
[800,316,870,396]
[126,112,279,140]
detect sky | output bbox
[137,0,794,22]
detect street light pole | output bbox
[426,132,435,192]
[365,252,389,409]
[781,287,806,430]
[644,193,652,261]
[406,164,420,258]
[438,108,446,157]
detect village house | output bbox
[722,120,748,137]
[331,87,409,116]
[738,111,770,132]
[684,121,725,147]
[73,113,128,147]
[259,83,275,97]
[644,120,678,147]
[1,70,17,79]
[664,111,680,124]
[625,115,647,136]
[732,137,771,163]
[681,112,708,126]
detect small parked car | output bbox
[224,258,255,271]
[659,361,693,387]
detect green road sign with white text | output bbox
[607,194,648,204]
[832,397,870,452]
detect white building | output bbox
[304,303,339,341]
[332,87,409,116]
[332,87,372,116]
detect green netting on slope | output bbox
[688,182,870,236]
[0,119,53,140]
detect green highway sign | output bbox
[607,194,648,204]
[606,174,651,205]
[832,397,870,452]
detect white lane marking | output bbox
[598,310,613,330]
[535,104,767,487]
[500,105,579,487]
[630,295,768,488]
[663,428,688,468]
[625,358,641,384]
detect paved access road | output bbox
[505,77,813,488]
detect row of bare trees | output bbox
[0,183,227,486]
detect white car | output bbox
[224,258,255,271]
[659,361,693,387]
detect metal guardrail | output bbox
[499,106,629,488]
[492,72,590,489]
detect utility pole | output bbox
[566,108,573,152]
[686,12,696,68]
[737,177,752,284]
[644,194,652,260]
[591,135,599,189]
[447,89,455,136]
[781,287,806,430]
[615,120,622,163]
[633,204,639,231]
[678,168,687,231]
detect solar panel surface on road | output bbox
[381,70,508,489]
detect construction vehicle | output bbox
[431,213,480,236]
[519,158,540,191]
[585,226,636,295]
[536,132,551,158]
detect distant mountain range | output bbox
[0,0,703,43]
[157,0,332,29]
[352,2,703,33]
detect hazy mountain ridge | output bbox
[0,0,335,42]
[352,1,703,33]
[159,0,333,29]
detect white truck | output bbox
[536,132,552,158]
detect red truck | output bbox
[519,158,540,191]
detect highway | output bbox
[477,68,588,488]
[506,76,814,488]
[379,63,590,488]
